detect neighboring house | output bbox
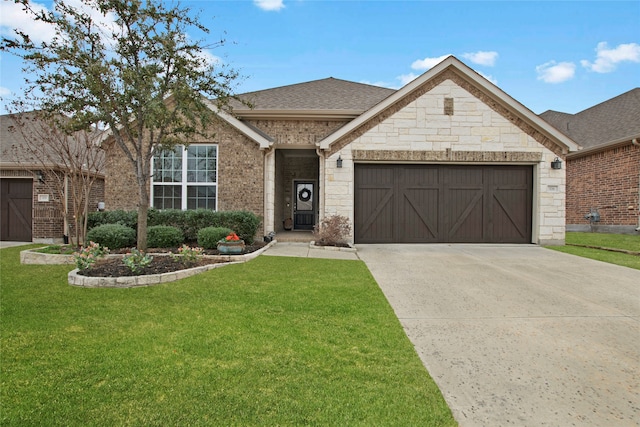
[540,88,640,234]
[0,112,105,243]
[104,56,579,245]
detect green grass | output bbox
[547,232,640,270]
[0,245,455,426]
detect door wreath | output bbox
[298,188,312,202]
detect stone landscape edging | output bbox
[63,240,276,288]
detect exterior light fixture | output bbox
[551,157,562,169]
[36,170,45,183]
[337,155,343,168]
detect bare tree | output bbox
[6,111,105,246]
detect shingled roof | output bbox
[540,88,640,150]
[230,77,396,116]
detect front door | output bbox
[294,181,315,230]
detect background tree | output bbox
[6,110,105,246]
[2,0,241,250]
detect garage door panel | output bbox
[355,164,532,244]
[354,166,395,243]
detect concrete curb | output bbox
[67,240,276,288]
[308,241,357,253]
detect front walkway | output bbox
[357,244,640,427]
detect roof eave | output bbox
[233,109,363,120]
[567,134,640,159]
[203,99,273,149]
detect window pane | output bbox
[187,186,216,210]
[153,147,182,183]
[187,145,217,183]
[153,185,182,209]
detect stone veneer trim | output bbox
[352,150,542,163]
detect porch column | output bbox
[263,148,276,235]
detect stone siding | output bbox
[324,79,567,245]
[567,143,640,227]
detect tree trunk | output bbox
[137,173,150,252]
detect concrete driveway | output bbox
[357,244,640,427]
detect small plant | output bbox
[221,232,242,242]
[122,248,153,274]
[73,241,110,270]
[170,244,204,265]
[313,214,352,247]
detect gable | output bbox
[319,56,579,156]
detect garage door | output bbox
[354,164,532,244]
[0,179,33,241]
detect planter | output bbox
[217,240,245,254]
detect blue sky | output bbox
[1,0,639,114]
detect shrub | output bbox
[313,215,352,247]
[86,224,136,249]
[215,211,261,244]
[170,244,204,266]
[147,225,184,248]
[197,227,233,249]
[87,210,137,230]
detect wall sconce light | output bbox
[337,155,343,168]
[551,157,562,170]
[36,170,45,183]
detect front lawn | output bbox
[0,246,455,426]
[547,232,640,270]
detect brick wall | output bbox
[247,119,348,146]
[104,119,265,237]
[566,143,640,226]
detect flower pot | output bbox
[217,240,245,254]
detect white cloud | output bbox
[0,86,11,96]
[536,61,576,83]
[462,51,498,67]
[580,42,640,73]
[0,1,56,43]
[411,54,451,71]
[397,73,419,86]
[476,71,497,85]
[254,0,285,11]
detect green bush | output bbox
[197,227,233,249]
[88,209,262,244]
[87,210,137,230]
[147,225,184,248]
[86,224,136,249]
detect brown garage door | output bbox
[354,164,532,244]
[0,179,33,241]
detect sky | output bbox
[0,0,639,114]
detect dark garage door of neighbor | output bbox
[0,178,33,242]
[354,164,532,244]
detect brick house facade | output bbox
[541,88,640,234]
[103,56,579,245]
[0,113,105,243]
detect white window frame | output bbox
[150,144,218,210]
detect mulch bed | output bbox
[78,242,267,277]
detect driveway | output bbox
[357,244,640,427]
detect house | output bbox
[0,111,105,243]
[540,88,640,234]
[104,56,579,245]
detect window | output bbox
[151,144,217,210]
